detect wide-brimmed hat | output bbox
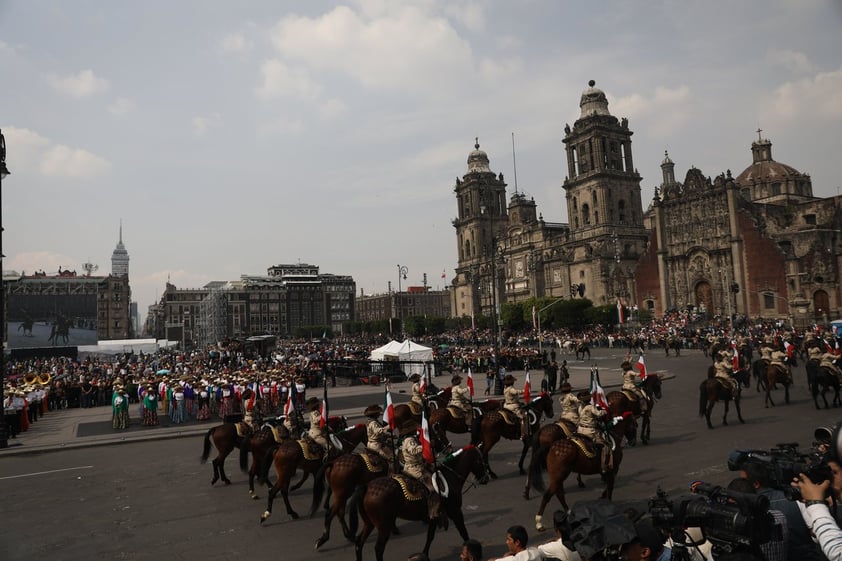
[809,346,822,357]
[306,396,321,411]
[399,419,418,436]
[364,404,383,418]
[408,373,421,382]
[559,382,572,394]
[621,361,632,370]
[451,374,462,384]
[503,374,516,386]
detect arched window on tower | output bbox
[618,200,626,224]
[582,203,591,225]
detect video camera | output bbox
[649,483,772,558]
[727,442,833,500]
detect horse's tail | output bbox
[529,445,548,493]
[470,416,482,444]
[348,483,363,536]
[698,381,708,417]
[200,427,214,463]
[239,434,251,473]
[261,445,277,483]
[310,462,329,517]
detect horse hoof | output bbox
[523,491,530,500]
[315,538,326,550]
[290,512,299,520]
[577,481,585,489]
[251,494,259,500]
[490,472,498,480]
[223,479,232,486]
[260,511,270,524]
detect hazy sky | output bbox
[2,0,841,326]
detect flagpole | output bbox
[386,381,398,473]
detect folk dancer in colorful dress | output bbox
[142,385,159,426]
[171,383,186,424]
[112,383,130,430]
[196,385,211,421]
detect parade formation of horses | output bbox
[201,421,252,486]
[575,342,591,361]
[806,358,842,409]
[313,449,392,551]
[430,398,501,453]
[699,365,746,429]
[607,374,662,444]
[351,444,488,561]
[472,393,555,479]
[530,418,638,529]
[260,421,366,522]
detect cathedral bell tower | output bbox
[561,81,646,305]
[451,139,508,320]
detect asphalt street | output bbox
[1,347,840,561]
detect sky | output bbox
[2,0,842,328]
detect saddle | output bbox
[235,422,253,438]
[621,390,638,402]
[408,401,423,416]
[297,438,325,461]
[392,474,426,502]
[360,450,389,474]
[768,364,791,385]
[269,425,289,444]
[568,434,598,459]
[715,378,735,395]
[499,409,520,425]
[555,419,575,437]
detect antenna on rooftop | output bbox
[83,261,99,276]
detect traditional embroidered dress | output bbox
[112,391,130,429]
[218,385,234,419]
[171,387,186,424]
[142,391,159,426]
[196,388,211,420]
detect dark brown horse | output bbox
[239,416,347,499]
[807,359,842,409]
[351,444,488,561]
[606,374,662,444]
[761,362,792,407]
[575,342,590,361]
[663,335,681,356]
[200,422,252,486]
[699,366,746,429]
[429,398,501,452]
[391,387,452,433]
[530,419,637,530]
[472,393,555,479]
[259,422,367,522]
[313,449,392,550]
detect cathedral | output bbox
[450,81,842,329]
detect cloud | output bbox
[8,251,78,276]
[220,32,254,55]
[46,69,110,98]
[40,145,111,178]
[443,1,485,32]
[256,59,322,99]
[191,113,223,137]
[762,67,842,121]
[318,98,347,120]
[766,49,814,74]
[1,126,50,169]
[107,97,136,115]
[612,85,692,137]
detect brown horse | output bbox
[391,387,452,433]
[761,363,792,407]
[200,422,252,486]
[429,398,501,453]
[312,449,392,550]
[239,416,347,499]
[472,393,555,479]
[606,374,662,445]
[699,366,746,429]
[260,422,367,522]
[530,420,636,530]
[807,359,842,409]
[522,417,587,500]
[351,444,488,561]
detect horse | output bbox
[663,335,681,357]
[575,342,591,361]
[391,387,451,433]
[472,393,555,479]
[17,319,34,337]
[260,422,367,522]
[429,398,501,453]
[351,444,488,561]
[48,319,70,346]
[530,419,637,529]
[629,336,646,356]
[606,374,662,445]
[239,415,347,499]
[313,449,392,550]
[806,359,842,409]
[761,362,792,408]
[699,366,745,429]
[201,422,253,486]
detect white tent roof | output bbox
[368,339,436,377]
[369,340,403,361]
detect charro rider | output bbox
[399,420,441,524]
[714,350,739,395]
[282,399,302,439]
[621,360,647,413]
[364,404,394,466]
[576,399,612,475]
[769,347,790,384]
[305,396,329,461]
[820,348,842,382]
[447,374,472,423]
[502,374,528,440]
[557,382,580,426]
[409,373,424,409]
[760,335,775,364]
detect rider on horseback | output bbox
[621,360,647,413]
[399,420,442,525]
[502,374,528,440]
[714,350,738,396]
[409,373,424,407]
[558,383,580,425]
[820,350,842,383]
[576,401,612,475]
[305,396,329,461]
[364,404,394,466]
[769,349,790,385]
[760,335,775,363]
[447,374,472,421]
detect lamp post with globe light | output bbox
[0,129,11,448]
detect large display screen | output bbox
[7,290,99,349]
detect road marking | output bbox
[0,465,94,480]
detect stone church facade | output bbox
[450,81,842,328]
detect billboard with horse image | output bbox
[7,290,99,349]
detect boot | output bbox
[521,418,529,441]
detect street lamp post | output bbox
[489,238,504,395]
[0,129,10,448]
[537,296,566,359]
[396,264,408,335]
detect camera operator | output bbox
[792,473,842,560]
[742,462,823,560]
[726,477,787,561]
[620,521,670,561]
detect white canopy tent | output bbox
[368,339,435,377]
[368,340,403,361]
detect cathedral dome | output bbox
[466,138,491,173]
[579,80,611,118]
[735,138,802,185]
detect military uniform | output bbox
[448,376,472,420]
[714,352,738,395]
[820,352,842,382]
[621,361,647,412]
[770,350,789,381]
[576,403,611,474]
[307,399,329,459]
[400,427,439,520]
[502,375,527,438]
[364,404,394,464]
[409,374,424,406]
[558,392,580,425]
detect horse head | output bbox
[445,444,488,486]
[646,375,663,400]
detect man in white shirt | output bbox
[536,510,582,561]
[489,525,542,561]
